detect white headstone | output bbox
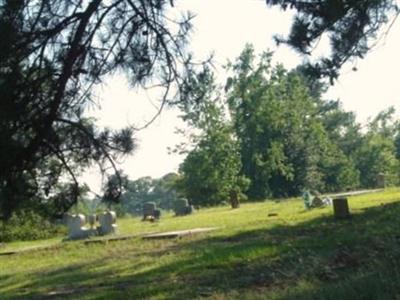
[67,214,96,240]
[98,210,118,235]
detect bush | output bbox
[0,210,66,242]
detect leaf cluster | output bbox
[0,0,202,218]
[266,0,399,82]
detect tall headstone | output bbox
[87,214,96,229]
[377,173,385,188]
[98,210,118,235]
[333,197,351,219]
[67,214,96,239]
[143,202,156,220]
[173,198,193,216]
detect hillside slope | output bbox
[1,189,400,299]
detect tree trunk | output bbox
[230,190,240,209]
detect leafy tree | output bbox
[178,124,248,207]
[0,1,200,218]
[180,45,398,202]
[317,100,363,157]
[355,134,399,187]
[226,45,359,198]
[368,106,397,138]
[177,67,249,207]
[120,176,155,214]
[111,173,180,215]
[266,0,399,81]
[151,173,180,210]
[355,108,400,187]
[319,144,360,192]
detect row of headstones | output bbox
[142,198,194,221]
[63,210,117,240]
[303,192,352,219]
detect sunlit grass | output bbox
[1,188,400,299]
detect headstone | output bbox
[173,198,193,216]
[332,197,351,219]
[377,173,385,188]
[143,202,156,220]
[322,197,333,206]
[142,202,161,221]
[67,214,96,240]
[98,210,118,235]
[88,214,96,229]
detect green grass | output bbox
[2,188,400,299]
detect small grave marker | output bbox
[332,197,351,219]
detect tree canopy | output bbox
[266,0,399,82]
[0,0,200,218]
[177,45,400,205]
[176,67,249,206]
[1,0,399,217]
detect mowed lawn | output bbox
[2,189,400,299]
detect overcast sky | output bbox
[84,0,400,191]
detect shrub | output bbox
[0,210,66,242]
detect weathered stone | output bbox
[143,202,161,220]
[377,173,385,188]
[67,214,96,240]
[333,197,351,219]
[173,198,193,216]
[98,210,117,235]
[142,227,218,239]
[143,202,156,220]
[87,214,96,229]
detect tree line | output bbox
[175,45,400,206]
[1,0,397,219]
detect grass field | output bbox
[2,189,400,299]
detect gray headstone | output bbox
[88,214,96,229]
[143,202,156,219]
[98,210,117,235]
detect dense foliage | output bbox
[1,0,399,218]
[0,0,201,218]
[0,210,66,242]
[107,173,180,215]
[266,0,399,82]
[175,67,250,206]
[177,45,400,204]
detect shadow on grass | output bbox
[4,201,400,299]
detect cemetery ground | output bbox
[2,189,400,299]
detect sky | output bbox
[84,0,400,191]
